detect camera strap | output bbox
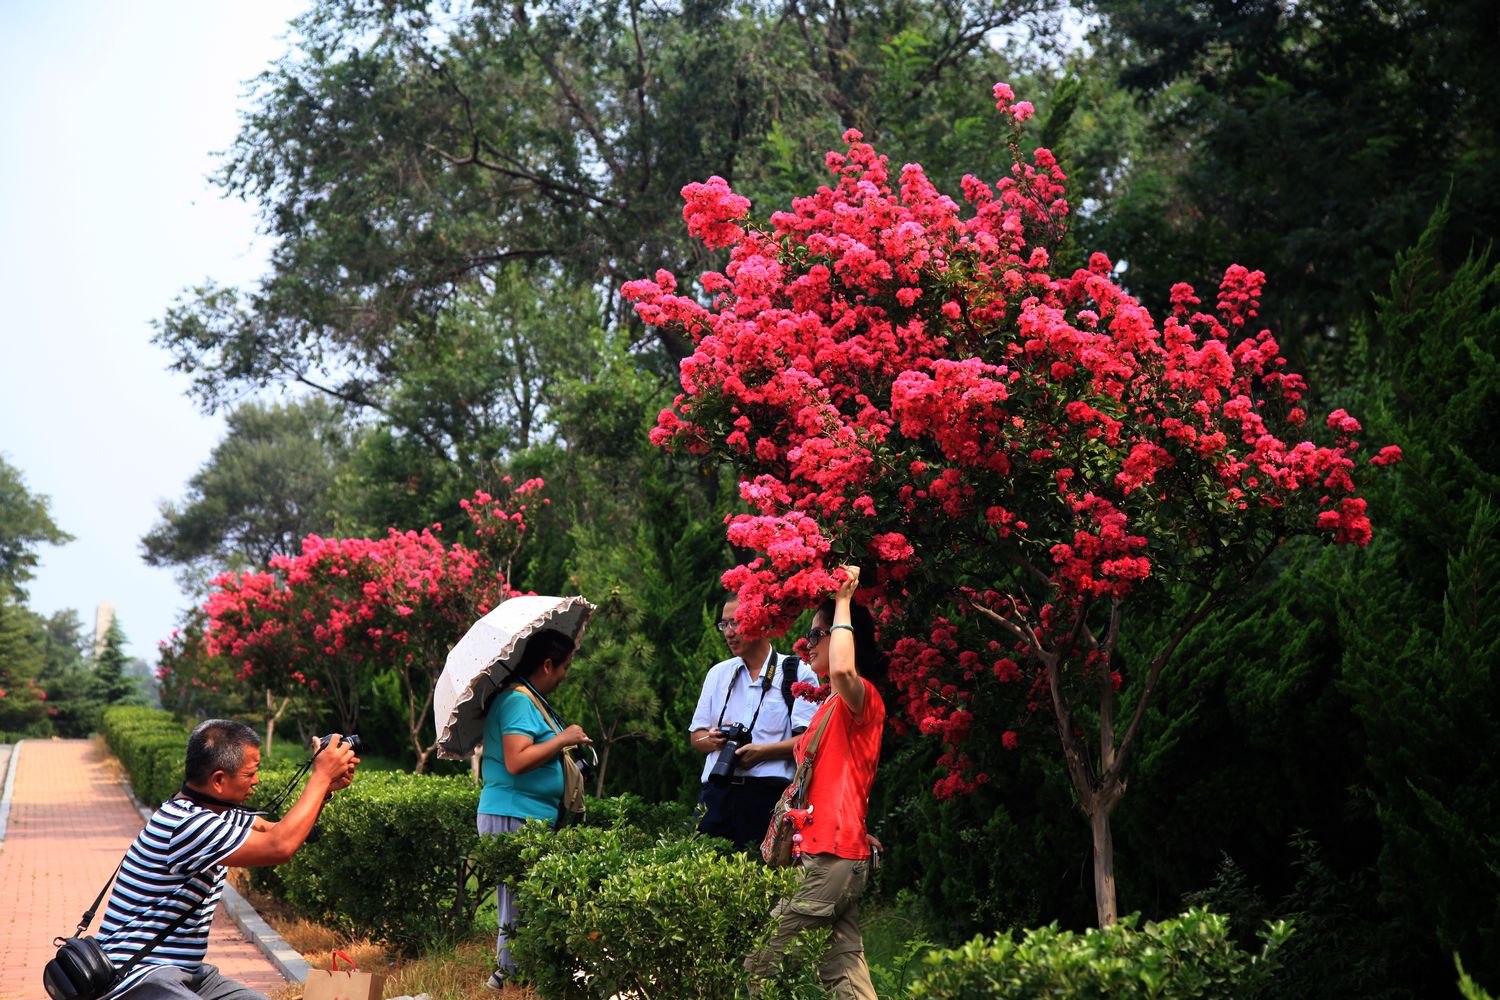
[175,784,266,815]
[715,652,777,736]
[516,681,599,771]
[64,863,209,978]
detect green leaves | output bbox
[908,907,1290,999]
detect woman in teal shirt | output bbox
[478,628,591,992]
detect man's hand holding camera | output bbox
[734,742,777,767]
[313,733,360,794]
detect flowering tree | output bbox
[625,85,1400,925]
[202,484,539,771]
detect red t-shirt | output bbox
[794,679,884,859]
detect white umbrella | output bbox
[433,594,596,760]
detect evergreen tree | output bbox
[93,618,144,708]
[0,592,50,736]
[1337,205,1500,987]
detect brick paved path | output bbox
[0,740,288,1000]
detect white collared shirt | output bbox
[689,647,820,783]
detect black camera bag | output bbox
[44,863,203,1000]
[43,935,116,1000]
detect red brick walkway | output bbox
[0,740,288,1000]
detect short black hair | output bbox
[508,628,576,685]
[184,719,261,785]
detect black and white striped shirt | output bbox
[97,798,254,996]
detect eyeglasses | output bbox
[804,627,830,646]
[715,619,739,633]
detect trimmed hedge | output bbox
[907,907,1292,999]
[475,820,801,1000]
[272,769,484,955]
[102,705,190,806]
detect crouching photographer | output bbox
[49,719,358,1000]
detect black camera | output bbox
[313,733,362,754]
[708,722,753,783]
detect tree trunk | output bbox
[1087,793,1120,926]
[263,688,291,759]
[594,740,610,798]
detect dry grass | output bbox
[228,870,539,1000]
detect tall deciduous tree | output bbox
[0,455,72,599]
[0,592,50,735]
[628,87,1398,924]
[203,486,532,770]
[154,0,1055,418]
[141,397,350,587]
[1076,0,1500,358]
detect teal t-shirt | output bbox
[479,687,564,821]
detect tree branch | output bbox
[511,6,626,178]
[1105,546,1275,785]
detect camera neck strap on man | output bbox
[715,652,782,737]
[176,783,263,814]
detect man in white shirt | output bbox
[689,593,819,849]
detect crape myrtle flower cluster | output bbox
[626,84,1400,798]
[183,483,544,700]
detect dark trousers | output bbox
[698,776,790,850]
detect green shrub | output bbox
[1459,955,1497,1000]
[579,852,802,997]
[510,832,798,1000]
[471,820,651,894]
[102,706,189,806]
[580,791,698,837]
[274,770,482,956]
[1,720,54,742]
[908,907,1291,1000]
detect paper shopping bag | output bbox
[301,950,385,1000]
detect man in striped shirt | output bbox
[98,719,358,999]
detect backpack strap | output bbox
[778,654,807,735]
[779,654,798,714]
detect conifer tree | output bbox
[1339,205,1500,985]
[0,593,50,735]
[92,618,143,708]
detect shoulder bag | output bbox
[44,868,205,1000]
[516,682,595,828]
[760,697,838,867]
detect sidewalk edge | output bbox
[119,777,311,984]
[0,741,21,848]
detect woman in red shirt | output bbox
[746,565,885,1000]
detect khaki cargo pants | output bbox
[745,853,877,1000]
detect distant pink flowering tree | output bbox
[201,484,541,771]
[626,84,1400,925]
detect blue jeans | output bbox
[477,814,527,975]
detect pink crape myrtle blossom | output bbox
[199,485,540,771]
[628,83,1400,926]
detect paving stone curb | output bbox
[118,776,311,984]
[0,741,20,848]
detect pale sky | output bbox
[0,0,309,660]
